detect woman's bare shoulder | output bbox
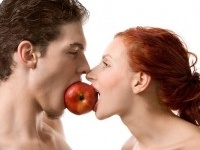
[180,133,200,150]
[121,136,137,150]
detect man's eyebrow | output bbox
[69,42,85,50]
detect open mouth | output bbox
[92,89,100,112]
[93,91,99,112]
[97,92,100,100]
[94,88,100,100]
[91,84,100,102]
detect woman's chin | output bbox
[95,111,110,120]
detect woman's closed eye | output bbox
[101,54,111,69]
[102,61,110,68]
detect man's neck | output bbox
[0,80,42,140]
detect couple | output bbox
[0,0,200,150]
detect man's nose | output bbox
[78,56,90,75]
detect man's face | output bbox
[30,21,90,118]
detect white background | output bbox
[1,0,199,150]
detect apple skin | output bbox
[64,81,98,115]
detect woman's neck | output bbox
[120,96,178,147]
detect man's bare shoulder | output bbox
[0,139,40,150]
[0,139,72,150]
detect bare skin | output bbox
[0,21,89,150]
[0,112,71,150]
[121,117,200,150]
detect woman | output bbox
[86,27,200,149]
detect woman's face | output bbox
[87,37,136,120]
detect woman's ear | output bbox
[131,72,151,94]
[17,41,40,69]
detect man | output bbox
[0,0,90,149]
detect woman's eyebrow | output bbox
[102,54,112,59]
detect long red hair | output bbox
[116,27,200,126]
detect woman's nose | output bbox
[86,70,95,82]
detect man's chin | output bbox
[44,110,64,119]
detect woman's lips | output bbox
[93,92,99,112]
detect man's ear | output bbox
[17,41,40,69]
[131,72,151,94]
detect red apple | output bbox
[64,81,98,115]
